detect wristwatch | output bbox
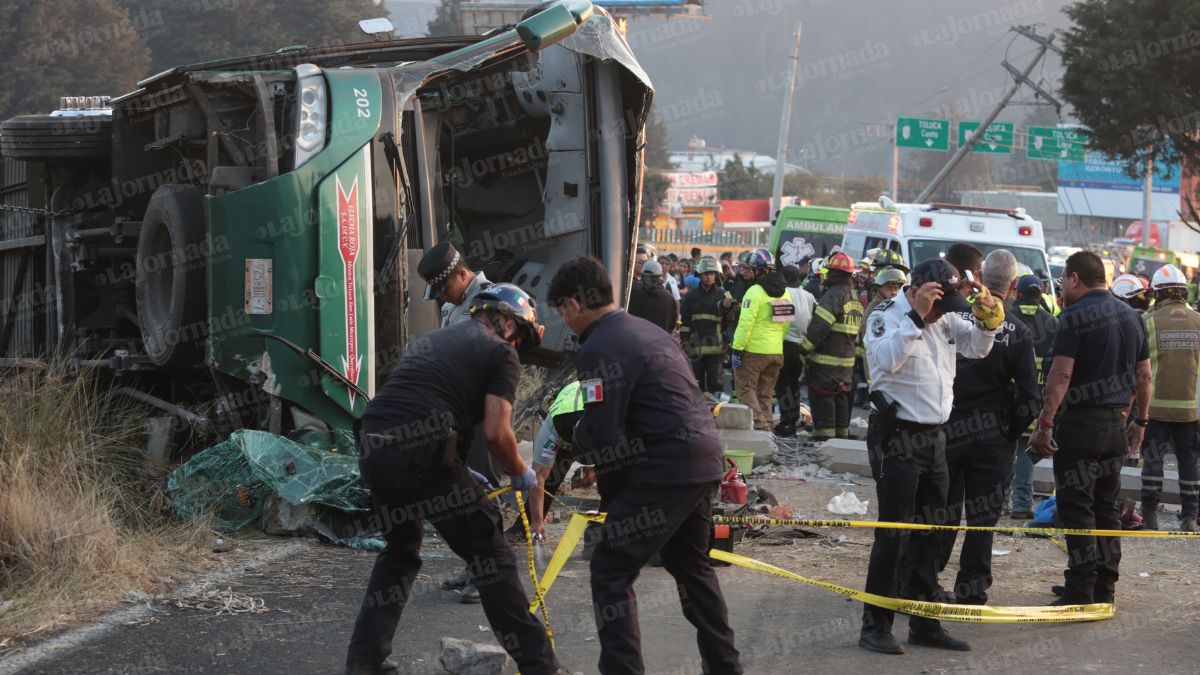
[1132,417,1149,427]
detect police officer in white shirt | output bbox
[858,258,1006,655]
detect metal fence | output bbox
[638,227,768,250]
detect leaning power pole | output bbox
[771,23,803,220]
[916,26,1063,203]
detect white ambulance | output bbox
[841,198,1054,302]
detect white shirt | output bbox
[864,290,997,424]
[784,286,817,345]
[440,271,490,328]
[664,274,681,301]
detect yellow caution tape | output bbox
[487,485,511,500]
[514,490,554,647]
[710,549,1112,623]
[712,515,1200,538]
[533,513,1112,624]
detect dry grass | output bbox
[0,367,211,642]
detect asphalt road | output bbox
[9,532,1195,675]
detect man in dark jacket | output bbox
[548,256,741,675]
[911,250,1040,605]
[1008,274,1059,519]
[626,259,678,334]
[681,256,735,395]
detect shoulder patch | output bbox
[580,378,604,405]
[871,315,886,338]
[743,298,752,309]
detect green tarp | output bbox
[168,429,369,532]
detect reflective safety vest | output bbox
[800,283,862,374]
[1145,298,1200,423]
[732,283,792,355]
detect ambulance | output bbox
[841,198,1054,301]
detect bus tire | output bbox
[136,184,208,368]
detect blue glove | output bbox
[468,468,493,489]
[510,466,539,492]
[731,351,743,370]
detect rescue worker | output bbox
[776,264,817,437]
[418,241,493,328]
[857,267,908,394]
[1139,264,1200,531]
[859,258,1003,654]
[926,250,1039,605]
[724,250,756,364]
[1007,274,1060,520]
[627,259,678,334]
[732,248,793,432]
[347,284,561,675]
[1111,273,1152,314]
[508,380,594,541]
[546,256,742,675]
[798,251,862,440]
[1030,251,1151,606]
[803,257,825,300]
[1036,269,1061,316]
[680,256,735,396]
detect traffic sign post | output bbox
[958,121,1013,154]
[1027,126,1087,161]
[896,117,950,151]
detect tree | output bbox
[1061,0,1200,173]
[427,0,464,37]
[0,0,151,120]
[117,0,384,73]
[639,110,671,223]
[718,154,771,200]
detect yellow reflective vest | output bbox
[1145,298,1200,423]
[732,283,792,355]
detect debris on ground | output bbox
[123,584,268,615]
[167,429,368,531]
[826,490,869,515]
[440,637,515,675]
[768,505,795,520]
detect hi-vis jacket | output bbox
[799,283,863,375]
[1144,297,1200,423]
[864,290,997,424]
[732,282,793,355]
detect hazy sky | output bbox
[624,0,1076,176]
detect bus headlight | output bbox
[294,64,327,167]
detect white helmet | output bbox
[1110,273,1149,300]
[1151,263,1187,290]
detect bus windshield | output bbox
[908,239,1049,278]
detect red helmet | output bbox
[825,252,857,274]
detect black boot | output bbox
[345,659,399,674]
[908,627,971,651]
[859,629,904,655]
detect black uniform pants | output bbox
[931,433,1011,604]
[863,419,949,635]
[347,435,558,673]
[693,354,724,396]
[1141,419,1200,517]
[808,369,850,438]
[589,481,741,675]
[776,341,805,429]
[1053,407,1126,604]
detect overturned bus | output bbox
[0,1,651,450]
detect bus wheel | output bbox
[136,184,208,368]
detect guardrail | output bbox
[638,227,768,250]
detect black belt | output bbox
[892,418,941,432]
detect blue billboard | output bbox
[1058,152,1180,193]
[1057,150,1181,220]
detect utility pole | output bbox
[890,124,899,200]
[915,26,1062,203]
[1143,152,1153,247]
[771,23,803,220]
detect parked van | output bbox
[842,199,1054,301]
[769,204,850,268]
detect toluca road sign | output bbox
[1027,126,1087,161]
[958,121,1013,154]
[896,117,950,151]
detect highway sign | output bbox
[958,121,1013,154]
[1028,126,1087,161]
[896,117,950,151]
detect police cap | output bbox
[418,242,463,300]
[910,258,961,298]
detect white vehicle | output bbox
[841,198,1055,302]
